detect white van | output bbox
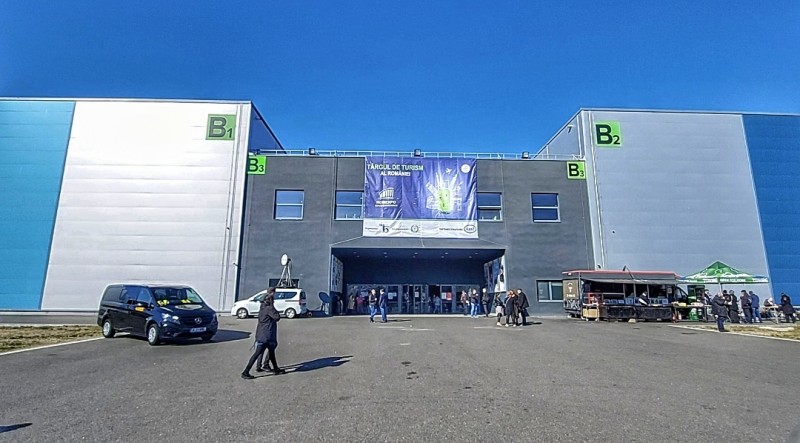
[231,288,308,319]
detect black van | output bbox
[97,284,218,345]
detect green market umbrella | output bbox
[680,261,769,293]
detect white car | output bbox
[231,288,308,319]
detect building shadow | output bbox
[0,423,32,434]
[284,355,352,373]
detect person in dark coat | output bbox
[505,290,518,327]
[780,293,796,323]
[739,290,753,324]
[481,288,490,318]
[378,287,388,323]
[242,288,286,379]
[516,288,530,326]
[749,291,762,323]
[711,292,730,332]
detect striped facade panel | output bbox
[0,101,74,310]
[41,101,250,311]
[742,115,800,299]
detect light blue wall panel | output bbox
[743,115,800,300]
[584,111,771,295]
[0,100,74,309]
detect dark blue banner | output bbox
[363,157,478,238]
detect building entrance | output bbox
[345,283,478,314]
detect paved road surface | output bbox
[1,316,798,442]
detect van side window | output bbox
[134,287,153,306]
[276,291,293,300]
[102,286,123,302]
[120,288,132,304]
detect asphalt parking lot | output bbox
[1,315,798,442]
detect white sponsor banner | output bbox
[363,219,478,239]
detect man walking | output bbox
[711,292,730,332]
[242,288,286,379]
[379,287,388,323]
[469,288,479,318]
[481,288,490,317]
[517,288,530,326]
[749,291,762,323]
[740,290,753,324]
[368,288,378,323]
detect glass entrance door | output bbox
[403,284,429,313]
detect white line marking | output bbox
[398,343,411,346]
[0,337,104,357]
[669,325,800,343]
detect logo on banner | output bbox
[376,188,397,207]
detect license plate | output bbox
[190,327,206,333]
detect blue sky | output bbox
[2,1,798,152]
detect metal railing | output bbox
[254,149,583,160]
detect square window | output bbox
[537,281,563,302]
[532,193,560,222]
[477,192,502,221]
[275,190,304,220]
[335,191,363,220]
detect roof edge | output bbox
[576,107,800,117]
[0,97,253,105]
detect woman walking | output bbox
[242,288,286,379]
[494,291,505,326]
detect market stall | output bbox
[562,269,687,322]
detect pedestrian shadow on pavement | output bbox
[0,423,32,434]
[385,319,410,323]
[284,355,352,373]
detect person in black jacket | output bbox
[481,288,490,318]
[780,293,796,323]
[505,290,518,327]
[242,288,286,379]
[711,292,730,332]
[739,290,753,324]
[516,288,531,326]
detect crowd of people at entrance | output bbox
[709,289,796,332]
[333,286,534,328]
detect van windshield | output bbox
[152,287,205,306]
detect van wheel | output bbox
[147,323,160,346]
[101,318,115,338]
[285,308,296,319]
[236,308,249,319]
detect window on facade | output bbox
[335,191,364,220]
[275,190,304,220]
[537,281,564,302]
[477,192,502,221]
[532,193,560,222]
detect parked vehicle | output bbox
[231,288,308,319]
[97,284,218,345]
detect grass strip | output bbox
[0,325,101,353]
[691,324,799,340]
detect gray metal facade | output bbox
[237,156,593,315]
[577,110,772,296]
